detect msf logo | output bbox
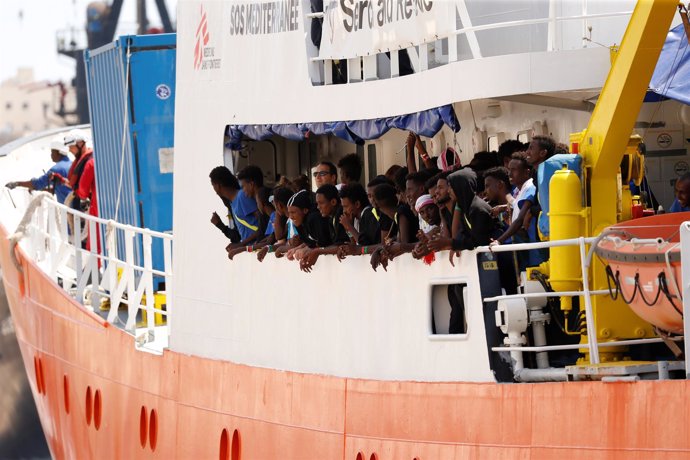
[194,5,210,70]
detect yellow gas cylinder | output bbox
[549,165,584,311]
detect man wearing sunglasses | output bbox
[312,161,337,188]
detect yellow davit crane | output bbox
[550,0,679,361]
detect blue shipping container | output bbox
[85,34,176,281]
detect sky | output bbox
[0,0,176,84]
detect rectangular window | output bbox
[488,135,499,152]
[431,283,468,335]
[517,130,531,143]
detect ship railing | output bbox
[475,235,685,382]
[308,5,632,85]
[17,192,172,352]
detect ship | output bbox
[2,0,690,458]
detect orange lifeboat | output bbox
[594,212,688,334]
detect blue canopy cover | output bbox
[226,104,460,149]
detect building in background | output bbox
[0,68,77,145]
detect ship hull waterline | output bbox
[2,223,690,459]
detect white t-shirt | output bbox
[511,178,535,222]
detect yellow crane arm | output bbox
[581,0,677,235]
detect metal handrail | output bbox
[11,192,173,352]
[309,10,633,62]
[448,11,632,39]
[478,235,601,364]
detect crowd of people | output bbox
[210,133,566,287]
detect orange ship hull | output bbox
[2,222,690,460]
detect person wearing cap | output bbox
[64,129,93,192]
[4,136,73,204]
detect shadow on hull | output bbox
[0,270,50,459]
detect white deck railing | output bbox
[9,192,172,352]
[308,4,633,85]
[477,234,686,379]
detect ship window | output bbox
[94,389,102,430]
[517,130,530,143]
[63,375,70,414]
[140,406,148,448]
[488,135,499,152]
[356,453,364,460]
[22,101,29,110]
[370,454,379,460]
[220,428,229,460]
[149,409,158,451]
[431,283,468,335]
[5,102,11,110]
[85,386,93,425]
[231,429,241,460]
[34,357,43,395]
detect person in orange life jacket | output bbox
[209,166,241,243]
[300,184,349,272]
[370,184,419,271]
[276,190,331,261]
[336,183,381,260]
[63,130,95,212]
[63,130,101,253]
[256,186,293,262]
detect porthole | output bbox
[370,454,379,460]
[85,386,93,425]
[231,429,241,460]
[356,453,364,460]
[140,406,148,448]
[219,428,229,460]
[37,358,45,395]
[63,375,70,414]
[94,389,102,430]
[149,409,158,451]
[33,357,42,394]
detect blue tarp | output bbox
[649,24,690,104]
[226,104,460,149]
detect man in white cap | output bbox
[64,129,92,192]
[64,128,99,252]
[5,135,73,203]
